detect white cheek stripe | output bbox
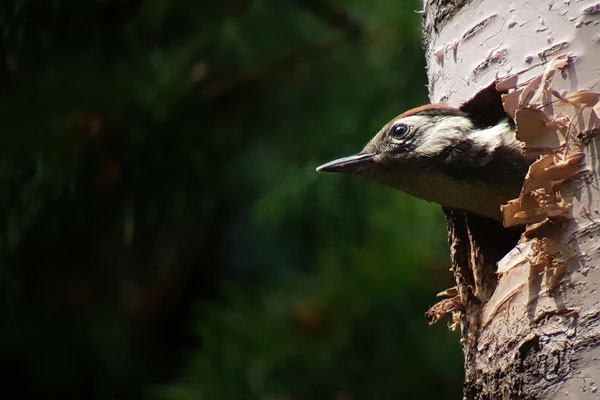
[417,118,516,157]
[412,116,472,156]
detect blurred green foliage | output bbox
[1,0,462,399]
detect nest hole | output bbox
[459,81,509,127]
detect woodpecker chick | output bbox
[316,104,532,221]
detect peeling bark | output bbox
[423,1,600,399]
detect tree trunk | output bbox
[423,1,600,399]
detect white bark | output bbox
[423,1,600,399]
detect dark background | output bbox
[1,1,463,399]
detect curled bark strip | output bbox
[426,295,464,326]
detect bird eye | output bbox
[391,123,409,138]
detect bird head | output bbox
[316,104,527,221]
[317,104,473,180]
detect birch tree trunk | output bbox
[423,1,600,399]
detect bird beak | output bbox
[316,152,377,174]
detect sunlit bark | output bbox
[423,1,600,398]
